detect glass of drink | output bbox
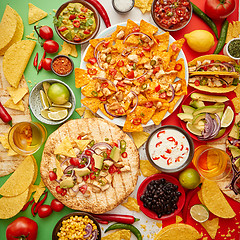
[193,145,232,181]
[8,122,47,155]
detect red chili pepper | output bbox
[157,130,165,138]
[152,156,160,160]
[167,158,172,165]
[33,52,38,68]
[126,70,134,79]
[101,82,109,88]
[92,214,140,224]
[194,80,200,86]
[166,149,172,154]
[153,66,160,74]
[109,68,117,76]
[87,68,97,75]
[117,60,124,67]
[99,96,107,101]
[155,141,162,147]
[58,26,68,32]
[22,199,34,212]
[121,152,127,158]
[155,85,161,92]
[143,46,151,52]
[167,137,175,142]
[174,63,182,71]
[79,185,88,194]
[139,52,144,57]
[78,15,86,19]
[103,41,110,48]
[0,102,12,126]
[84,29,91,34]
[175,156,183,162]
[161,155,168,160]
[96,219,109,224]
[83,0,111,28]
[34,192,48,214]
[38,51,46,73]
[180,144,184,151]
[73,19,80,28]
[132,118,141,125]
[31,202,37,217]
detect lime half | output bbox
[190,204,209,223]
[221,106,234,128]
[48,109,68,121]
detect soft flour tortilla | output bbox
[40,118,140,214]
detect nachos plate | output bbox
[79,20,188,128]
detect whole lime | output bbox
[47,83,70,105]
[179,168,200,189]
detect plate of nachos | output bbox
[75,19,188,131]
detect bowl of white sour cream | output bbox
[146,125,194,173]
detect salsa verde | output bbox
[55,3,96,42]
[228,39,240,59]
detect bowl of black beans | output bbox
[137,173,185,220]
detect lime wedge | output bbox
[40,90,49,110]
[186,122,202,136]
[49,106,67,112]
[221,106,234,128]
[42,82,52,106]
[41,109,51,119]
[190,204,209,223]
[48,109,68,121]
[52,102,72,108]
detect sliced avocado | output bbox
[75,167,91,177]
[192,113,206,125]
[193,105,224,116]
[60,177,74,189]
[195,120,205,131]
[177,113,193,122]
[186,122,202,136]
[191,92,229,103]
[110,146,121,162]
[182,105,195,114]
[229,145,240,158]
[190,100,205,108]
[214,128,226,139]
[229,124,240,139]
[93,154,104,170]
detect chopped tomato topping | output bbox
[109,165,120,174]
[153,66,160,74]
[117,60,124,67]
[103,41,110,47]
[83,175,89,181]
[77,135,82,140]
[58,26,68,32]
[85,150,92,156]
[116,107,125,115]
[155,85,161,92]
[145,101,153,108]
[79,185,88,194]
[111,142,118,148]
[70,158,80,166]
[117,81,125,87]
[109,68,117,76]
[171,44,179,52]
[138,76,145,83]
[180,144,184,151]
[126,70,134,79]
[175,156,183,162]
[132,26,140,32]
[139,52,145,57]
[88,58,97,65]
[166,149,172,154]
[90,172,96,180]
[49,171,57,181]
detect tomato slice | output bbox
[155,84,161,92]
[108,165,120,174]
[70,158,80,166]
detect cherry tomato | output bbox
[43,40,59,54]
[42,58,52,71]
[49,171,57,181]
[6,217,38,240]
[56,186,63,194]
[51,199,64,212]
[38,205,53,218]
[205,0,236,20]
[70,157,80,166]
[39,26,53,40]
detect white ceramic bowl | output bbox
[223,38,240,60]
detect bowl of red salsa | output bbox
[151,0,192,31]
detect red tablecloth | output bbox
[160,1,240,239]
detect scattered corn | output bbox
[57,215,98,240]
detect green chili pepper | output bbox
[91,91,98,97]
[89,140,95,147]
[141,83,148,90]
[53,168,57,173]
[150,60,156,66]
[191,2,219,39]
[102,152,108,159]
[132,63,136,70]
[106,55,112,63]
[214,19,229,54]
[120,140,126,154]
[105,223,142,240]
[103,164,109,171]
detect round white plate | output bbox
[81,22,189,127]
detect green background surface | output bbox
[0,0,83,238]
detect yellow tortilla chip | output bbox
[0,6,24,56]
[201,218,219,239]
[69,44,78,57]
[58,41,72,56]
[33,186,45,203]
[226,22,233,43]
[75,68,91,88]
[56,159,64,180]
[176,215,183,223]
[0,188,29,219]
[234,84,240,98]
[168,96,181,113]
[32,156,38,184]
[125,34,139,45]
[112,25,126,40]
[75,139,91,152]
[0,133,9,149]
[54,136,76,158]
[198,189,205,205]
[0,156,35,197]
[81,97,101,113]
[84,45,95,62]
[202,179,235,218]
[121,197,140,212]
[3,40,36,88]
[232,21,239,38]
[140,160,161,177]
[38,178,45,188]
[28,3,47,24]
[0,5,17,52]
[84,109,96,119]
[123,114,143,132]
[175,58,185,80]
[8,148,18,156]
[76,107,86,117]
[81,80,100,97]
[169,38,185,62]
[140,19,158,38]
[152,108,168,125]
[4,98,24,111]
[131,131,150,148]
[134,106,155,125]
[102,230,131,240]
[7,87,28,104]
[152,32,169,52]
[125,19,139,36]
[232,97,240,113]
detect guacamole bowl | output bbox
[54,0,100,45]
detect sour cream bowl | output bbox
[146,125,194,173]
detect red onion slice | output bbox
[129,91,138,113]
[96,51,106,71]
[168,84,175,103]
[63,165,75,174]
[222,62,236,72]
[84,223,93,238]
[93,40,105,58]
[60,158,71,167]
[123,32,152,43]
[90,229,98,240]
[91,142,112,151]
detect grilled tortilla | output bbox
[40,118,140,214]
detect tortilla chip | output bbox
[232,97,240,113]
[102,230,131,240]
[74,139,91,152]
[81,97,101,113]
[4,98,24,111]
[54,136,76,158]
[140,160,161,177]
[0,156,35,197]
[7,87,28,104]
[175,58,185,79]
[152,108,168,125]
[121,197,140,212]
[0,133,10,149]
[33,187,45,203]
[169,38,185,62]
[176,215,183,223]
[0,188,29,219]
[84,109,96,118]
[84,45,95,61]
[131,131,150,148]
[232,21,239,38]
[69,44,78,57]
[99,103,114,120]
[89,37,111,48]
[125,34,140,46]
[125,19,139,36]
[202,179,235,218]
[0,6,24,56]
[3,40,36,88]
[234,84,240,98]
[75,68,91,88]
[140,19,158,38]
[123,114,143,132]
[28,3,47,24]
[201,218,219,239]
[8,148,18,156]
[0,5,17,52]
[152,32,169,52]
[134,106,155,124]
[55,159,63,180]
[168,96,181,113]
[32,156,38,184]
[76,107,86,117]
[226,22,233,43]
[58,41,72,56]
[198,189,205,205]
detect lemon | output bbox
[40,90,49,110]
[190,204,209,223]
[179,168,201,189]
[48,109,68,121]
[52,102,72,108]
[221,106,234,128]
[184,30,215,52]
[40,109,51,119]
